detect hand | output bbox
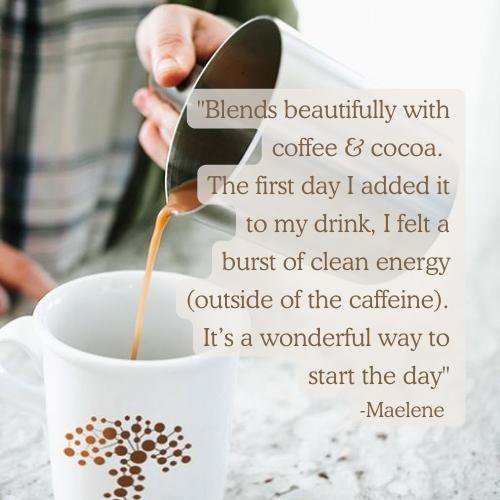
[134,4,234,167]
[0,242,56,315]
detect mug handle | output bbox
[0,316,45,419]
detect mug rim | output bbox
[33,270,223,370]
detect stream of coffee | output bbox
[130,180,200,360]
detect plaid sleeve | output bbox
[0,0,162,274]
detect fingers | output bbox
[0,242,56,302]
[134,87,180,168]
[0,286,10,315]
[133,88,178,143]
[136,5,234,87]
[139,119,168,168]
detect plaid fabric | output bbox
[0,0,297,275]
[0,0,163,274]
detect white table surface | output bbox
[0,215,498,500]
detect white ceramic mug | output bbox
[0,271,237,500]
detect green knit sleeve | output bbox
[214,0,299,28]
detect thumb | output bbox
[148,6,197,87]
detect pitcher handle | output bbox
[0,316,45,419]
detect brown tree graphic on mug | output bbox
[64,415,192,499]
